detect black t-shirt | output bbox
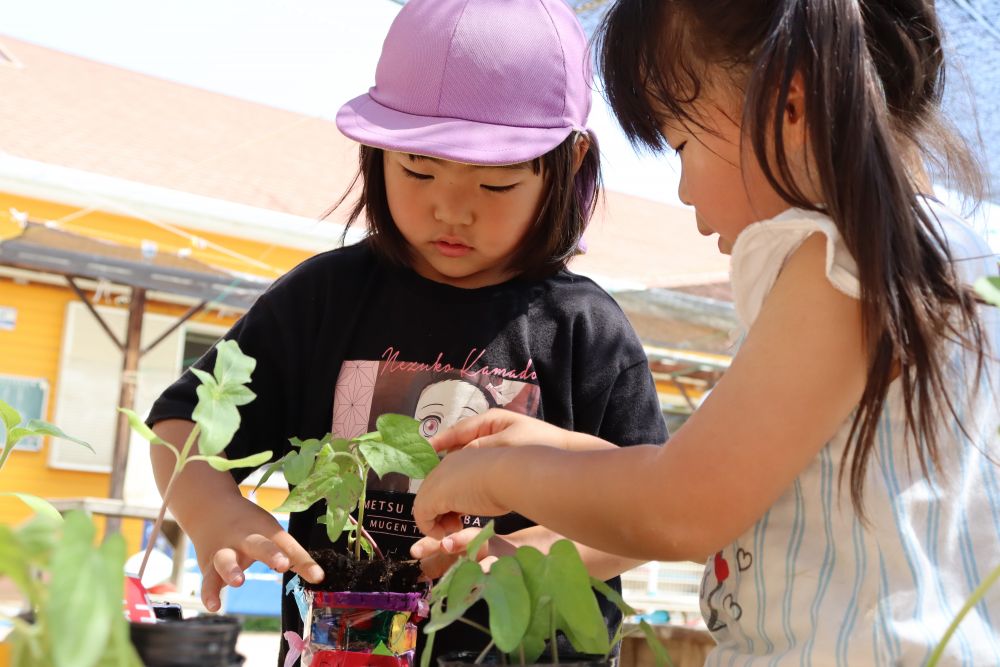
[147,241,667,665]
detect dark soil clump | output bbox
[306,550,424,593]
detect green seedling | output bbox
[0,399,93,520]
[0,402,140,666]
[120,339,273,581]
[256,413,438,561]
[421,521,672,667]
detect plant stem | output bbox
[355,464,369,561]
[138,470,178,581]
[551,605,559,665]
[474,639,495,664]
[138,426,198,583]
[927,562,1000,666]
[457,617,492,636]
[347,515,384,560]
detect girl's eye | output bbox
[673,141,687,156]
[481,183,518,193]
[403,167,433,181]
[419,416,442,438]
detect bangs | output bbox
[596,0,710,152]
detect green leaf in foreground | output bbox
[48,512,113,667]
[0,492,63,522]
[974,276,1000,307]
[424,560,486,633]
[548,540,611,656]
[359,418,438,479]
[203,451,272,471]
[482,556,531,653]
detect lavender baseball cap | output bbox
[336,0,594,166]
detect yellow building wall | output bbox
[0,190,313,552]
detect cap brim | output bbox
[336,93,574,166]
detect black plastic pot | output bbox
[438,651,613,666]
[130,615,245,667]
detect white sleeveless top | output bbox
[701,202,1000,666]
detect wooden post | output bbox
[106,287,147,534]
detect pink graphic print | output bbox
[332,361,379,439]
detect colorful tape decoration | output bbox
[297,591,428,667]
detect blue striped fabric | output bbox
[700,202,1000,665]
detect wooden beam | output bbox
[106,287,146,533]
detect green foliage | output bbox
[421,520,672,666]
[974,276,1000,307]
[0,399,93,474]
[3,511,141,667]
[123,339,269,470]
[0,381,138,666]
[261,414,438,559]
[121,338,272,588]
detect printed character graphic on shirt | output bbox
[331,351,542,546]
[702,548,753,634]
[408,378,493,492]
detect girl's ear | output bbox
[783,72,808,146]
[571,132,591,175]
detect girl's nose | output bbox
[433,188,474,226]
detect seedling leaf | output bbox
[203,451,272,471]
[213,339,256,387]
[360,417,438,479]
[466,521,496,559]
[117,408,163,445]
[974,276,1000,307]
[274,457,343,513]
[49,512,113,667]
[0,399,20,430]
[515,546,553,663]
[424,560,486,633]
[0,492,63,522]
[193,384,242,456]
[548,540,611,655]
[482,556,531,653]
[254,452,294,493]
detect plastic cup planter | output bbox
[291,590,427,667]
[124,575,246,667]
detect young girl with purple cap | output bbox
[145,0,667,664]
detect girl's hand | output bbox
[413,447,514,539]
[430,408,613,454]
[188,495,324,612]
[410,527,515,579]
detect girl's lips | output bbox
[434,240,472,258]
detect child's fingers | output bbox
[270,530,325,584]
[416,551,459,580]
[241,533,291,572]
[430,409,514,453]
[211,547,246,588]
[417,512,466,540]
[200,567,226,613]
[439,527,489,559]
[409,535,442,560]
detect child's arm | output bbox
[411,525,645,581]
[414,234,868,562]
[431,408,622,454]
[151,418,324,612]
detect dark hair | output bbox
[597,0,988,514]
[331,133,601,281]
